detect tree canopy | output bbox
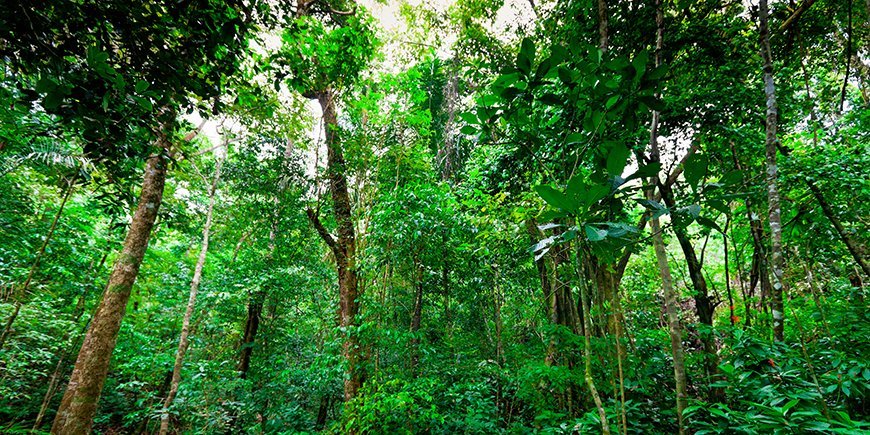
[1,0,868,433]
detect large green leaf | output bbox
[683,154,708,190]
[606,143,630,176]
[535,184,574,212]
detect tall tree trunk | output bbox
[648,1,688,430]
[759,0,787,342]
[158,155,223,435]
[52,132,173,434]
[0,177,75,350]
[309,89,362,402]
[658,182,718,380]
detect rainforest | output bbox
[0,0,868,433]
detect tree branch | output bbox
[306,207,339,256]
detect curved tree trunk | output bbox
[158,155,223,435]
[52,132,172,435]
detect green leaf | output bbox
[460,125,477,135]
[535,185,573,212]
[132,95,153,111]
[42,91,64,110]
[516,38,535,75]
[646,64,669,81]
[135,80,150,93]
[36,76,57,93]
[585,225,607,242]
[625,162,662,182]
[781,399,800,414]
[632,50,649,78]
[566,133,584,145]
[638,95,666,112]
[606,143,630,176]
[696,216,722,232]
[458,112,478,124]
[683,154,708,189]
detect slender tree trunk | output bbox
[658,182,718,380]
[759,0,787,342]
[52,131,173,434]
[526,220,559,365]
[729,141,769,325]
[648,2,688,430]
[577,248,610,435]
[409,259,423,372]
[0,177,75,350]
[158,155,223,435]
[493,267,504,367]
[724,221,735,328]
[312,89,362,402]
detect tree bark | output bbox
[409,259,423,372]
[597,0,608,52]
[52,132,172,435]
[311,89,362,402]
[158,155,223,435]
[648,1,688,430]
[238,291,265,380]
[577,248,610,435]
[658,182,719,381]
[759,0,787,342]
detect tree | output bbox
[758,0,788,342]
[0,1,257,432]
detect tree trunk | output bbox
[52,133,172,434]
[597,0,608,52]
[238,291,265,380]
[525,220,559,365]
[658,182,718,380]
[759,0,787,342]
[0,177,75,350]
[409,259,423,372]
[730,141,769,326]
[577,248,610,435]
[647,1,688,430]
[158,155,223,435]
[311,89,362,402]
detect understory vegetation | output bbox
[1,0,868,433]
